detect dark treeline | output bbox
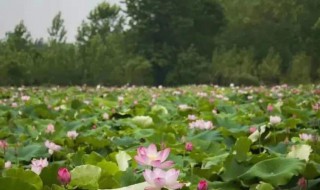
[1,0,320,86]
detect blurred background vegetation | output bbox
[1,0,320,86]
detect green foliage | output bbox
[4,168,43,190]
[70,165,102,189]
[211,48,259,85]
[47,12,67,43]
[286,52,312,84]
[239,158,305,186]
[257,49,281,85]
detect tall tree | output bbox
[5,21,31,51]
[47,12,67,43]
[125,0,225,85]
[76,2,126,84]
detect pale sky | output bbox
[0,0,122,42]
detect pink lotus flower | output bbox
[299,133,317,142]
[269,116,281,125]
[297,177,307,190]
[0,140,8,150]
[21,95,30,101]
[45,140,61,155]
[267,105,273,112]
[58,167,71,185]
[187,115,197,121]
[185,142,193,152]
[197,180,208,190]
[134,144,174,169]
[45,124,55,134]
[67,131,79,140]
[249,127,257,134]
[143,168,183,190]
[11,102,18,107]
[189,120,214,130]
[31,158,48,175]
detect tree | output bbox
[5,21,31,51]
[47,12,67,43]
[125,0,225,85]
[76,2,128,85]
[0,21,33,85]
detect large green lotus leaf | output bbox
[84,151,105,165]
[0,177,37,190]
[254,182,274,190]
[131,116,153,127]
[287,144,312,161]
[97,160,120,189]
[221,155,251,182]
[151,105,168,115]
[4,168,43,190]
[283,118,301,129]
[77,135,109,148]
[115,151,131,171]
[70,165,102,190]
[266,142,288,155]
[133,128,154,139]
[112,136,138,148]
[216,104,236,114]
[239,158,305,186]
[302,161,320,179]
[187,130,222,141]
[97,160,119,176]
[5,144,48,161]
[216,115,240,129]
[40,163,62,186]
[202,153,229,169]
[51,184,65,190]
[71,99,85,110]
[234,137,252,162]
[211,180,243,190]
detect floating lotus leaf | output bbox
[239,158,305,186]
[70,165,102,190]
[0,177,37,190]
[132,116,153,127]
[287,144,312,161]
[4,168,43,190]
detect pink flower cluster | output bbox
[189,120,214,130]
[45,140,61,155]
[134,144,173,169]
[300,133,318,142]
[135,144,183,190]
[31,158,48,175]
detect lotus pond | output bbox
[0,85,320,190]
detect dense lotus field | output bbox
[0,85,320,190]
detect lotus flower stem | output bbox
[258,127,262,154]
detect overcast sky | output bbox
[0,0,121,42]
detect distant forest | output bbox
[1,0,320,86]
